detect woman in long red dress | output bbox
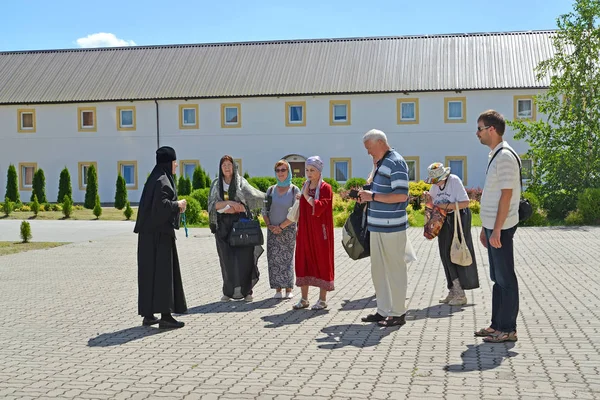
[293,156,334,311]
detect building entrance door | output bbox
[283,154,307,178]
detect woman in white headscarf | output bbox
[292,156,335,311]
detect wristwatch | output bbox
[372,193,376,201]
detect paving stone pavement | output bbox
[1,225,600,400]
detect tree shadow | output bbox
[261,308,329,328]
[444,342,518,372]
[408,303,474,321]
[338,295,377,311]
[316,323,401,349]
[187,298,281,314]
[87,326,170,347]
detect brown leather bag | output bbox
[424,204,447,240]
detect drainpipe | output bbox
[155,99,160,148]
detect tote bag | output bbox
[450,202,472,266]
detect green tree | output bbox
[93,194,102,219]
[123,201,133,220]
[192,165,206,189]
[57,167,72,203]
[20,221,32,243]
[31,194,40,216]
[509,0,600,218]
[114,174,128,210]
[84,164,98,209]
[31,168,46,203]
[5,165,19,203]
[62,195,73,218]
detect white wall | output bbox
[0,89,543,204]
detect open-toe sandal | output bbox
[482,331,518,343]
[474,327,498,337]
[377,316,406,327]
[292,299,310,310]
[311,300,328,310]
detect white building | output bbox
[0,30,553,204]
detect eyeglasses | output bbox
[275,168,288,173]
[477,126,490,131]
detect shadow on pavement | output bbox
[316,323,401,349]
[187,298,281,314]
[261,308,329,328]
[87,326,169,347]
[444,342,518,372]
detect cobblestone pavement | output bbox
[1,226,599,400]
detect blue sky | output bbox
[1,0,574,51]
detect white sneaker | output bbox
[285,292,294,299]
[273,292,283,299]
[221,295,231,302]
[244,294,253,302]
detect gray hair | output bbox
[362,129,388,144]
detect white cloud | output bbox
[76,33,136,48]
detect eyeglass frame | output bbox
[477,125,491,132]
[274,168,288,173]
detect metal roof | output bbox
[0,30,556,105]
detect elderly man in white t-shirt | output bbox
[474,110,521,343]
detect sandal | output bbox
[377,315,406,327]
[482,331,518,343]
[474,327,498,337]
[292,298,309,310]
[311,300,328,310]
[361,313,385,322]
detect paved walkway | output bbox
[0,225,599,399]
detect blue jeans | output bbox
[484,226,518,332]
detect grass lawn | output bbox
[0,241,68,257]
[1,207,137,221]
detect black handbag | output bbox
[228,208,264,247]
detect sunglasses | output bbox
[275,168,288,173]
[477,125,490,131]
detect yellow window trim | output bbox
[444,97,467,124]
[18,162,38,191]
[285,101,306,127]
[117,106,136,131]
[329,100,351,126]
[117,160,139,190]
[403,156,420,181]
[233,158,243,174]
[77,162,98,191]
[329,157,352,181]
[397,98,420,125]
[78,107,97,132]
[444,156,468,185]
[221,103,241,128]
[179,160,200,178]
[179,104,199,129]
[17,109,36,133]
[513,95,537,121]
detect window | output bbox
[285,101,306,127]
[78,162,98,190]
[18,163,37,191]
[514,95,536,120]
[179,104,199,129]
[521,158,533,183]
[444,97,467,123]
[234,158,242,174]
[397,98,419,124]
[18,109,36,133]
[403,156,420,181]
[221,103,241,128]
[117,161,138,190]
[180,160,199,179]
[78,107,96,132]
[330,158,352,182]
[445,156,468,185]
[117,106,136,131]
[329,100,351,125]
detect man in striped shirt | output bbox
[358,129,410,327]
[475,110,521,343]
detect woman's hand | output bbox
[231,202,245,213]
[178,199,187,212]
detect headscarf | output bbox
[303,155,324,215]
[276,160,292,187]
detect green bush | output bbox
[522,191,541,211]
[93,194,102,219]
[247,177,277,192]
[323,178,340,193]
[190,188,210,210]
[57,167,72,203]
[3,197,14,216]
[84,164,98,209]
[292,177,306,188]
[62,195,73,218]
[114,174,128,210]
[124,201,133,220]
[31,195,40,216]
[192,166,206,190]
[469,200,480,214]
[344,177,367,190]
[178,175,192,195]
[31,168,47,203]
[334,210,349,227]
[5,164,20,203]
[409,180,432,210]
[18,205,31,212]
[51,204,62,212]
[519,191,547,227]
[179,195,202,224]
[542,191,577,220]
[205,174,212,188]
[577,188,600,225]
[20,221,32,243]
[565,210,585,226]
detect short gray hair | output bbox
[362,129,388,144]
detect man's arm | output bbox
[489,188,512,248]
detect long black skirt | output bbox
[437,208,480,290]
[137,232,187,316]
[215,213,262,299]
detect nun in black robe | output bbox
[133,146,187,329]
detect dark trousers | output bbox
[484,226,518,332]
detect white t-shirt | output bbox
[428,174,469,209]
[480,141,521,230]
